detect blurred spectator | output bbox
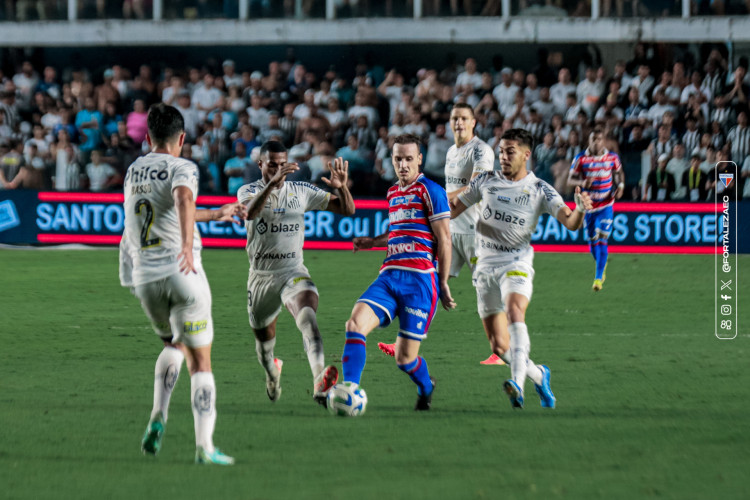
[192,74,223,121]
[666,143,689,198]
[222,60,243,89]
[681,116,701,157]
[577,67,604,118]
[683,150,708,201]
[125,98,149,145]
[423,123,451,184]
[86,149,121,192]
[492,67,519,112]
[533,131,560,184]
[336,134,372,193]
[456,58,482,90]
[76,96,103,163]
[645,153,676,201]
[174,91,200,141]
[224,141,253,195]
[727,110,750,164]
[550,68,577,115]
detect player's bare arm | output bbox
[352,233,388,253]
[196,202,247,224]
[323,157,355,215]
[173,185,197,275]
[614,169,625,199]
[449,197,469,219]
[431,217,456,311]
[245,162,300,220]
[556,187,593,230]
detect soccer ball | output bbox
[326,382,368,417]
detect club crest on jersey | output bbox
[287,193,301,209]
[515,194,529,206]
[719,173,734,188]
[256,218,268,234]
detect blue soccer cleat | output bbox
[503,379,524,409]
[195,446,235,465]
[534,365,556,408]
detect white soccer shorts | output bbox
[473,262,535,318]
[135,268,214,348]
[449,233,477,278]
[247,266,319,329]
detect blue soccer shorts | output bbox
[584,205,614,241]
[357,269,439,342]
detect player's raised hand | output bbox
[352,236,374,253]
[269,162,299,186]
[322,157,349,190]
[215,202,247,225]
[177,245,197,275]
[439,283,456,311]
[574,186,593,212]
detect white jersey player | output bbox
[237,140,355,405]
[452,128,592,410]
[120,103,244,465]
[444,103,495,278]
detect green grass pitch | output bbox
[1,249,748,499]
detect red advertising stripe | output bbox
[534,244,718,254]
[38,192,125,203]
[38,234,122,244]
[563,201,721,213]
[202,238,246,248]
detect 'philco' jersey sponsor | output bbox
[237,179,330,272]
[444,136,495,234]
[458,171,566,269]
[122,153,202,287]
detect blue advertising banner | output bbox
[0,191,747,253]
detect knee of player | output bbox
[394,351,417,366]
[294,306,319,330]
[345,316,369,334]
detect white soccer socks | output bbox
[295,306,325,379]
[256,337,279,378]
[509,322,531,390]
[152,346,184,422]
[498,347,544,386]
[191,371,217,453]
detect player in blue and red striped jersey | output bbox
[341,134,456,411]
[568,126,625,292]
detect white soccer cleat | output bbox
[266,358,283,402]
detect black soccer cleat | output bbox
[415,377,436,411]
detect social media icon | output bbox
[721,294,731,300]
[721,305,732,316]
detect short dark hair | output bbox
[500,128,533,149]
[259,140,287,157]
[147,103,184,146]
[392,133,423,149]
[451,102,475,117]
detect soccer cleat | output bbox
[313,365,339,406]
[592,279,603,292]
[503,379,524,409]
[141,412,165,456]
[415,377,436,411]
[195,447,235,465]
[534,365,556,408]
[377,342,395,357]
[266,358,283,402]
[479,353,506,365]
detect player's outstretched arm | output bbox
[245,162,299,220]
[196,202,247,224]
[449,197,469,219]
[323,157,355,215]
[173,186,197,275]
[431,217,456,311]
[614,169,625,200]
[556,187,593,231]
[352,232,388,253]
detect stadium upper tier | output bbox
[2,0,750,45]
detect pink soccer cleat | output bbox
[377,342,395,357]
[479,353,506,365]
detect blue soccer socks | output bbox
[342,332,367,385]
[398,356,433,396]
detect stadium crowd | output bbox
[0,43,748,201]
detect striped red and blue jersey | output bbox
[381,174,450,274]
[570,149,623,212]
